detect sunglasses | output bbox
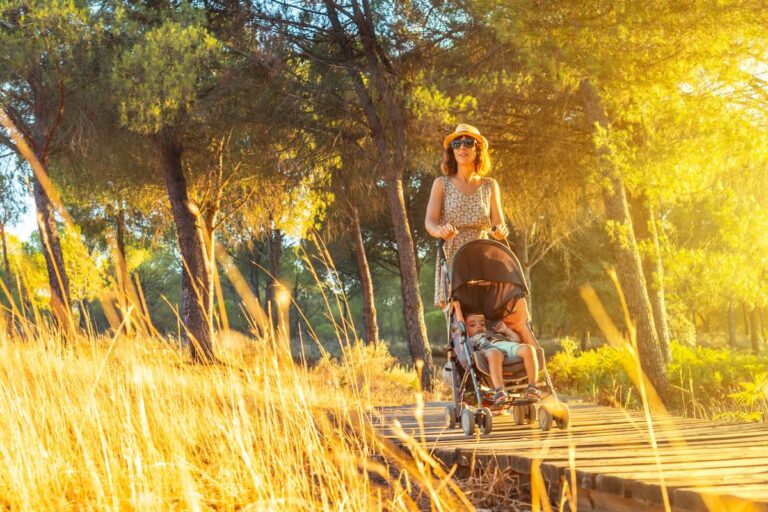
[450,138,478,150]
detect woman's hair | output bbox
[441,138,492,176]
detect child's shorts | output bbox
[486,341,523,363]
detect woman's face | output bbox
[451,136,478,166]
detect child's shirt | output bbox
[469,332,512,351]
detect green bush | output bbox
[550,341,768,422]
[667,343,768,421]
[549,340,639,408]
[424,309,447,346]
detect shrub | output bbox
[550,341,768,421]
[549,341,638,408]
[314,340,420,405]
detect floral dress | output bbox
[434,175,494,307]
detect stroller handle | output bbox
[437,239,447,265]
[490,225,509,241]
[438,230,512,263]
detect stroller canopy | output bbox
[449,239,529,320]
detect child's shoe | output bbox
[491,387,509,406]
[526,384,541,402]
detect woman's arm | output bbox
[489,178,509,240]
[425,178,457,239]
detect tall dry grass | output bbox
[0,325,470,511]
[0,209,474,510]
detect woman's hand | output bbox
[491,320,514,338]
[437,223,458,240]
[490,223,508,240]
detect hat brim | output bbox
[443,131,489,149]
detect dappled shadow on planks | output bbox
[375,401,768,511]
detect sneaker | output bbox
[526,384,541,402]
[491,387,509,406]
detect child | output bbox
[465,313,541,406]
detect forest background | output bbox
[1,0,767,395]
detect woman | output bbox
[425,123,534,345]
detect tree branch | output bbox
[41,35,66,160]
[1,104,33,150]
[528,223,589,269]
[212,180,261,231]
[0,129,18,154]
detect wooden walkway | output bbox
[375,400,768,511]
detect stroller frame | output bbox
[439,238,570,436]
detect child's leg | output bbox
[516,344,539,385]
[486,349,506,389]
[502,297,536,346]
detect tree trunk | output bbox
[24,63,73,334]
[0,223,12,337]
[246,242,263,305]
[202,138,225,334]
[253,248,262,305]
[78,299,90,332]
[690,302,698,345]
[113,203,134,336]
[383,81,434,390]
[749,307,759,353]
[742,302,750,340]
[511,227,532,308]
[0,224,9,280]
[384,171,434,390]
[291,271,301,341]
[29,135,71,330]
[265,223,283,327]
[582,330,591,351]
[579,79,668,398]
[322,0,433,389]
[32,175,72,331]
[629,195,672,363]
[156,131,213,362]
[405,196,421,276]
[728,299,737,348]
[349,203,379,345]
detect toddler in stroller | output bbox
[465,313,540,406]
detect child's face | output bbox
[465,314,486,337]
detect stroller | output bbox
[439,238,570,436]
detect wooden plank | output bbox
[544,458,768,493]
[563,455,768,476]
[428,429,768,453]
[673,485,768,511]
[576,487,669,512]
[429,430,768,455]
[458,446,768,467]
[589,467,768,507]
[377,402,768,509]
[427,447,768,510]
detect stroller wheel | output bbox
[512,405,525,425]
[538,407,554,432]
[445,405,459,429]
[556,404,571,430]
[526,403,536,425]
[460,407,477,436]
[478,407,493,435]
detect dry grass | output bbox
[0,327,472,511]
[455,465,532,512]
[0,225,482,511]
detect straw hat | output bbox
[443,123,489,149]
